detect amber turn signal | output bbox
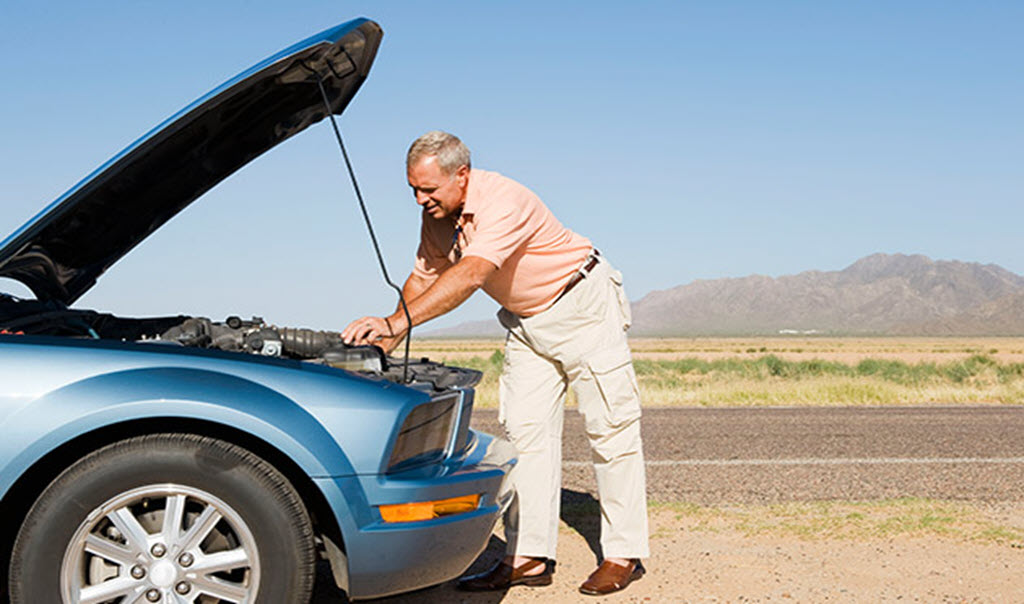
[379,494,481,523]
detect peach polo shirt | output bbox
[412,169,592,317]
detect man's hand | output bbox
[342,316,399,348]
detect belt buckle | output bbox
[554,249,601,306]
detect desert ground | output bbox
[350,507,1024,603]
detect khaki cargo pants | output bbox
[497,256,649,560]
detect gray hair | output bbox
[407,130,471,175]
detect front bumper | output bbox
[314,430,516,600]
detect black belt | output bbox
[555,249,601,304]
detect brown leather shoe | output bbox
[579,558,645,595]
[457,557,553,591]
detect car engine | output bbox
[0,294,480,390]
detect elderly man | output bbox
[342,131,648,595]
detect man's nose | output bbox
[415,191,430,205]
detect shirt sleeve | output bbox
[412,214,454,282]
[460,201,532,269]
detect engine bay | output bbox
[0,294,480,390]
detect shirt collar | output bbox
[460,168,483,217]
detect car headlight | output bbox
[387,392,462,472]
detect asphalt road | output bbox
[312,405,1024,601]
[472,405,1024,504]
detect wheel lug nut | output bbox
[150,543,166,558]
[130,564,146,579]
[178,552,194,567]
[175,581,191,595]
[145,588,161,602]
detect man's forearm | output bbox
[385,273,432,339]
[387,257,495,333]
[399,273,432,309]
[341,258,495,348]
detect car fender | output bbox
[0,366,354,501]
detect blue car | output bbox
[0,18,515,603]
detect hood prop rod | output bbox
[315,76,412,383]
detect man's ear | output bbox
[456,164,470,186]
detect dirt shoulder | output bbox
[359,505,1024,603]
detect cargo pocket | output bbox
[584,347,642,431]
[609,269,632,330]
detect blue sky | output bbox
[1,1,1021,331]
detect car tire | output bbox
[9,433,315,604]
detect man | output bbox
[342,131,648,595]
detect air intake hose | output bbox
[278,327,346,357]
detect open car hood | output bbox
[0,18,382,305]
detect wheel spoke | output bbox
[192,547,250,574]
[192,574,248,602]
[179,505,222,552]
[162,493,187,544]
[108,507,151,554]
[83,533,135,566]
[79,577,141,604]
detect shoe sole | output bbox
[512,574,554,587]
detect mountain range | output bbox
[421,253,1024,337]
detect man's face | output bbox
[407,155,469,219]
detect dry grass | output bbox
[409,337,1024,408]
[554,497,1024,545]
[628,337,1024,364]
[648,499,1024,545]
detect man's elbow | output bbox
[461,257,498,290]
[467,271,490,290]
